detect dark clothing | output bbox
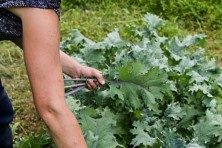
[0,86,14,125]
[0,124,13,148]
[0,0,61,40]
[0,80,14,147]
[0,79,3,94]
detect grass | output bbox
[0,41,43,143]
[60,2,222,61]
[0,1,221,143]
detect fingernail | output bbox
[101,80,105,85]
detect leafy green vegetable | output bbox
[61,13,222,147]
[130,121,157,147]
[79,108,123,148]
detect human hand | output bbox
[59,50,105,89]
[73,65,105,90]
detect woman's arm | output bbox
[59,50,105,89]
[12,40,105,90]
[9,7,87,147]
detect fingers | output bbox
[86,71,105,90]
[86,80,98,90]
[93,70,105,85]
[75,65,106,90]
[86,69,105,90]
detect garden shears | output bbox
[64,78,98,96]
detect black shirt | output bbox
[0,0,61,40]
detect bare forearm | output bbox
[60,50,82,77]
[10,7,87,148]
[43,106,87,148]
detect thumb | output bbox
[95,71,105,85]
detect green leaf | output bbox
[189,83,213,98]
[186,141,205,148]
[79,108,123,148]
[193,110,222,145]
[65,96,85,114]
[182,34,206,47]
[107,63,168,111]
[144,13,165,31]
[168,34,206,61]
[215,74,222,87]
[80,46,106,67]
[177,105,201,128]
[187,71,209,84]
[130,121,157,147]
[163,130,186,148]
[18,129,54,148]
[174,57,196,73]
[69,29,95,46]
[103,28,122,47]
[164,102,186,121]
[109,85,125,101]
[201,59,218,71]
[168,37,186,61]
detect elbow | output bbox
[35,99,67,124]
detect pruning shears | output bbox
[64,78,98,97]
[64,73,111,96]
